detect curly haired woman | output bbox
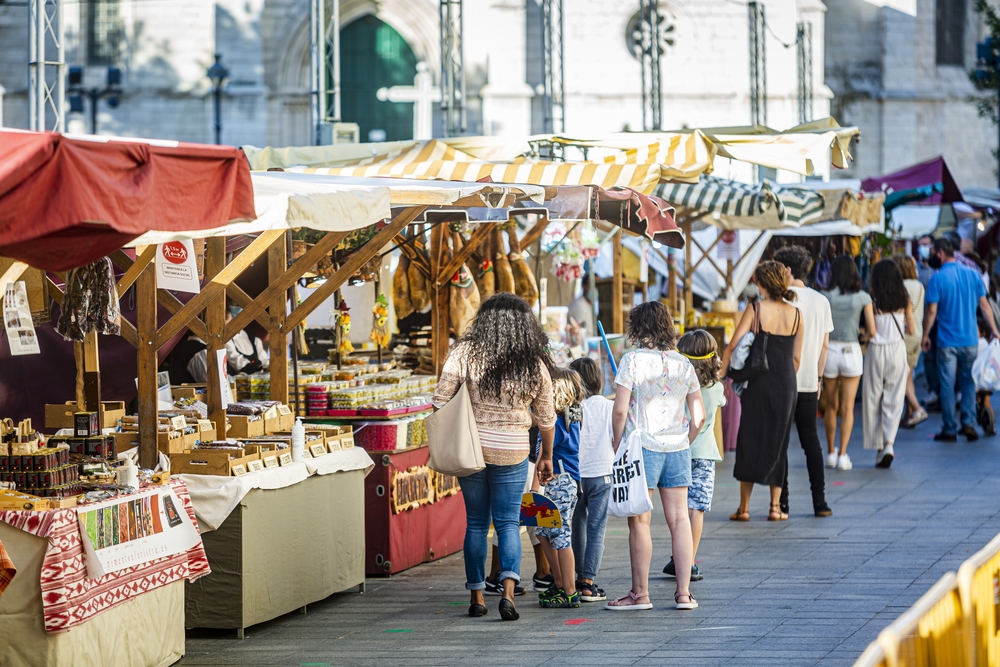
[721,261,804,521]
[433,293,557,621]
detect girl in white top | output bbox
[862,260,915,468]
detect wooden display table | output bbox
[364,444,466,575]
[184,467,366,636]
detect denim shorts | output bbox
[536,473,579,550]
[687,459,716,511]
[642,447,692,489]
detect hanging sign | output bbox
[77,485,202,578]
[155,240,201,293]
[717,230,741,262]
[4,281,40,356]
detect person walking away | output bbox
[605,301,705,611]
[568,356,613,603]
[922,237,1000,442]
[432,293,557,621]
[773,246,834,517]
[863,260,916,467]
[892,255,927,428]
[663,329,725,581]
[536,368,585,609]
[821,256,876,471]
[916,236,941,410]
[722,261,804,521]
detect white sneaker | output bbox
[876,445,894,469]
[826,453,838,469]
[836,454,853,470]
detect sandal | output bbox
[604,590,653,611]
[729,508,750,522]
[675,592,698,610]
[577,580,607,602]
[768,503,788,521]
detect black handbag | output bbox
[728,302,768,382]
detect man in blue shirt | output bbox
[922,237,1000,441]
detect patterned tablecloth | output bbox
[0,539,14,597]
[0,479,210,632]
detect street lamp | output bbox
[67,66,123,135]
[207,53,229,145]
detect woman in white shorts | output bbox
[821,257,875,471]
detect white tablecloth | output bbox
[177,448,373,532]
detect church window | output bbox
[936,0,966,66]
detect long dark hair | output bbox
[627,301,678,350]
[830,255,864,294]
[459,292,553,401]
[869,259,909,313]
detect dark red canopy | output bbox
[0,130,256,271]
[860,156,963,205]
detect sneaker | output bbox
[934,431,957,442]
[663,558,703,581]
[960,426,980,442]
[532,572,554,592]
[814,503,833,517]
[826,452,838,469]
[875,445,894,469]
[836,454,853,470]
[540,588,580,608]
[690,564,704,581]
[921,391,939,408]
[484,575,526,596]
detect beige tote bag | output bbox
[426,381,485,477]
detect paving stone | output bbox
[178,405,1000,666]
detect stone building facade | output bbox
[0,0,825,160]
[824,0,996,187]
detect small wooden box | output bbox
[45,401,126,430]
[169,448,255,476]
[157,431,187,455]
[226,415,264,439]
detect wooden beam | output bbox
[430,223,451,377]
[682,220,692,329]
[612,229,624,334]
[436,223,494,287]
[203,237,228,437]
[153,229,284,350]
[268,234,289,403]
[73,341,85,410]
[44,276,63,304]
[223,230,350,344]
[0,260,28,291]
[519,216,551,251]
[226,283,272,331]
[119,318,138,348]
[136,251,159,470]
[82,331,102,421]
[157,290,209,343]
[283,207,427,333]
[111,246,156,294]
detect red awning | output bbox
[595,186,683,248]
[0,130,256,271]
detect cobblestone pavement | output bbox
[179,407,1000,666]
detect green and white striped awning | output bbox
[654,176,827,230]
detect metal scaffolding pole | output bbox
[638,0,662,131]
[28,0,65,132]
[327,0,341,122]
[796,21,813,124]
[439,0,466,137]
[309,0,327,145]
[748,1,766,128]
[541,0,564,134]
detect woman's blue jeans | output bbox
[457,459,528,590]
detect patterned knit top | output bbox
[433,343,557,466]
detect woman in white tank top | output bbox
[862,260,915,468]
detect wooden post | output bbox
[430,223,451,376]
[74,341,86,410]
[268,233,289,403]
[82,331,102,424]
[682,219,693,331]
[204,238,228,436]
[136,249,159,470]
[612,229,624,334]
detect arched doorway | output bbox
[340,15,418,141]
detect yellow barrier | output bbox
[958,532,1000,667]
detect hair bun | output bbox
[783,288,797,302]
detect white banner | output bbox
[155,240,201,293]
[717,230,741,262]
[77,486,202,578]
[4,280,40,356]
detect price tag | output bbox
[231,464,247,477]
[262,455,279,469]
[247,460,264,473]
[278,452,293,466]
[309,443,327,458]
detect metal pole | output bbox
[997,75,1000,189]
[330,0,341,121]
[90,89,98,135]
[214,84,222,144]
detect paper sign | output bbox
[77,486,201,579]
[278,452,293,466]
[309,443,328,458]
[4,281,40,356]
[717,230,741,261]
[155,240,201,293]
[217,350,233,409]
[247,459,264,472]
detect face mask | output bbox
[918,245,930,260]
[228,306,242,318]
[927,254,942,269]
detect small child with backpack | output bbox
[536,367,585,608]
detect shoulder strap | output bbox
[792,308,801,335]
[889,311,905,341]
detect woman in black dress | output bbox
[721,261,804,521]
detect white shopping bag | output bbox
[973,339,1000,391]
[608,431,654,518]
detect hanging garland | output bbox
[370,292,390,349]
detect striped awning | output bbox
[654,176,827,230]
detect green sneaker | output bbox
[560,590,581,608]
[540,588,580,608]
[538,586,562,605]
